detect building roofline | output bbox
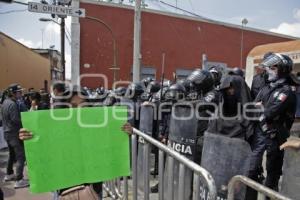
[248,40,300,57]
[0,31,52,60]
[32,48,61,55]
[81,0,299,40]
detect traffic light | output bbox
[0,0,13,3]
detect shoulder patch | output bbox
[273,91,279,98]
[277,93,287,102]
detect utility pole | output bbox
[202,54,207,69]
[240,18,248,68]
[41,28,44,48]
[60,16,66,81]
[132,0,142,83]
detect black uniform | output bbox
[158,103,172,141]
[186,69,221,163]
[247,53,297,198]
[123,83,144,129]
[193,89,220,163]
[257,79,296,190]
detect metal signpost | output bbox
[28,2,85,17]
[28,1,85,80]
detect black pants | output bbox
[248,127,266,182]
[265,138,284,191]
[0,188,3,200]
[6,138,25,181]
[246,127,284,199]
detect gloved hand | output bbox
[264,128,277,139]
[261,123,277,138]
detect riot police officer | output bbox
[123,82,145,129]
[141,77,154,89]
[209,66,222,88]
[186,69,219,163]
[159,83,186,142]
[95,87,109,103]
[247,53,297,197]
[150,82,186,193]
[103,87,127,106]
[141,80,161,102]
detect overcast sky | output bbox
[1,0,300,79]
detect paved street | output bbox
[0,148,159,200]
[0,149,52,200]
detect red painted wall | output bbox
[80,2,292,88]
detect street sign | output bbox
[28,2,85,18]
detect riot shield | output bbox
[164,105,198,200]
[120,98,136,126]
[281,143,300,199]
[137,105,154,198]
[199,132,251,200]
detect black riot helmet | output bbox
[141,77,154,88]
[125,82,145,99]
[177,79,193,93]
[151,87,168,102]
[96,87,106,96]
[187,69,214,94]
[146,81,161,93]
[164,83,186,101]
[209,66,222,86]
[64,85,89,98]
[260,53,293,81]
[114,86,127,97]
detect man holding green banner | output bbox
[19,85,131,200]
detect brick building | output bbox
[75,1,297,88]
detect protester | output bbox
[207,74,254,139]
[29,92,41,111]
[19,85,104,200]
[1,83,29,188]
[51,82,67,109]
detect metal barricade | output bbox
[227,175,292,200]
[103,177,128,200]
[103,127,216,200]
[131,128,217,200]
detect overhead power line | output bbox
[0,9,26,14]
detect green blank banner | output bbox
[21,106,130,193]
